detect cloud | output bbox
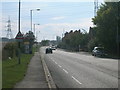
[35,17,93,41]
[51,16,65,20]
[40,18,93,32]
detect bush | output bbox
[3,42,18,60]
[87,38,98,52]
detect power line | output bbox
[6,16,13,39]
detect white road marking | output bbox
[58,65,62,68]
[63,69,68,74]
[55,62,57,64]
[72,76,82,85]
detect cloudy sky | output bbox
[1,0,104,42]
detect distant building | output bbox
[56,36,61,42]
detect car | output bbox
[51,45,56,50]
[92,47,107,57]
[45,48,53,54]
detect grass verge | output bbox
[2,53,34,88]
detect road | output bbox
[40,47,118,88]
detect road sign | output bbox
[15,31,24,39]
[24,42,29,44]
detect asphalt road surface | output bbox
[40,47,118,88]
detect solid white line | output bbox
[58,65,62,68]
[72,76,82,85]
[63,69,68,74]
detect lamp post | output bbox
[33,23,40,37]
[30,9,40,32]
[36,31,40,42]
[35,31,40,52]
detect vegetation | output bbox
[92,2,120,54]
[23,31,35,54]
[2,30,37,88]
[59,30,89,51]
[40,40,50,46]
[59,2,120,57]
[2,42,18,60]
[2,53,34,88]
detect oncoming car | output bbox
[92,47,107,57]
[51,45,56,50]
[45,48,53,54]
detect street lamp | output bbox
[30,9,40,32]
[36,31,40,42]
[35,31,40,52]
[33,23,40,37]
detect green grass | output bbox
[2,53,34,88]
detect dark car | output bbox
[46,48,53,54]
[92,47,107,57]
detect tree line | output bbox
[58,2,120,56]
[58,30,88,51]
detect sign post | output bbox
[15,0,23,64]
[15,31,23,64]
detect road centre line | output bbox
[55,62,57,64]
[49,56,81,84]
[58,65,62,68]
[72,76,82,85]
[63,69,68,74]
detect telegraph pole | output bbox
[18,0,21,33]
[18,0,21,64]
[15,0,23,64]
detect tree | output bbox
[92,2,120,53]
[41,40,50,46]
[61,30,89,51]
[24,31,35,54]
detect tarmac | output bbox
[14,51,48,88]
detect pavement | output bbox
[14,51,49,88]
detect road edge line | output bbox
[39,50,57,89]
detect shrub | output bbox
[3,42,18,60]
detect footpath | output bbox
[14,51,50,88]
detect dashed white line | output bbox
[72,76,82,85]
[55,62,57,64]
[63,69,68,74]
[58,65,62,68]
